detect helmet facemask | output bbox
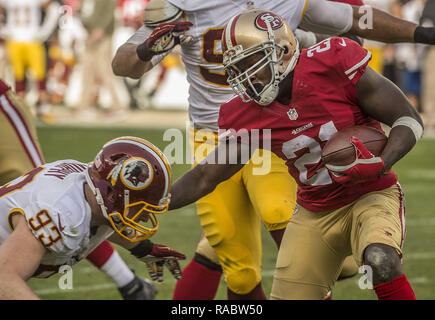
[85,151,171,243]
[223,15,300,106]
[107,194,170,242]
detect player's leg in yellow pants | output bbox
[190,128,297,296]
[6,41,47,92]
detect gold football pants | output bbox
[271,184,405,300]
[190,127,297,294]
[0,88,44,185]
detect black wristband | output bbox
[129,239,154,258]
[414,26,435,44]
[136,42,154,62]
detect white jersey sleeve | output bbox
[0,160,102,278]
[299,0,353,35]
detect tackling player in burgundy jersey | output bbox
[0,80,161,300]
[168,10,423,299]
[0,137,185,299]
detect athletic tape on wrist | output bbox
[392,116,423,142]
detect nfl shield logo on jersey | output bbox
[287,108,298,120]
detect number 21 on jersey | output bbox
[282,121,338,186]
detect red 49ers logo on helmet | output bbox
[120,157,154,190]
[255,12,283,31]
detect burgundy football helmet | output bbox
[85,136,172,242]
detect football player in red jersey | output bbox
[167,10,423,299]
[112,0,435,300]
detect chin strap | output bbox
[256,19,300,106]
[84,167,109,220]
[256,40,300,105]
[279,42,300,80]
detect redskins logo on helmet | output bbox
[120,158,153,190]
[85,136,172,242]
[222,9,300,106]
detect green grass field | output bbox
[27,125,435,300]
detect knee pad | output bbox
[195,235,221,266]
[260,200,293,231]
[226,267,260,295]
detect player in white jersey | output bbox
[112,0,435,299]
[0,137,185,299]
[0,0,59,122]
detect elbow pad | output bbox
[300,0,353,35]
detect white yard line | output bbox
[35,283,116,295]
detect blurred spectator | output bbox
[421,0,435,132]
[114,0,149,110]
[395,0,425,111]
[78,0,126,116]
[147,51,184,106]
[47,0,87,105]
[0,0,60,123]
[0,8,10,82]
[363,0,399,74]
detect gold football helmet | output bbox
[222,9,299,106]
[143,0,183,27]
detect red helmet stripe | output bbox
[223,13,242,51]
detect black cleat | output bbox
[118,276,157,300]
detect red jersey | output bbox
[218,37,397,211]
[329,0,364,7]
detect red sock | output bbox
[374,274,416,300]
[86,240,115,268]
[172,259,222,300]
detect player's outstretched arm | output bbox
[301,0,435,45]
[356,66,424,172]
[0,216,45,300]
[347,5,418,44]
[112,21,192,79]
[169,139,247,210]
[112,43,154,79]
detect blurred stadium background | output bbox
[1,0,435,299]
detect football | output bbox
[322,126,388,166]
